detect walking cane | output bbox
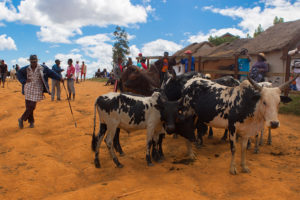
[62,81,77,128]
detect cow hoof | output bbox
[195,144,202,149]
[147,162,154,167]
[119,152,125,157]
[259,141,263,146]
[173,134,178,139]
[117,163,124,168]
[230,167,237,175]
[267,141,272,145]
[241,166,251,173]
[254,149,259,154]
[94,159,101,168]
[208,135,213,139]
[221,137,227,142]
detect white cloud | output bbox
[45,50,49,53]
[162,0,167,3]
[0,0,149,43]
[129,45,141,63]
[0,34,17,50]
[141,39,182,56]
[11,57,29,67]
[75,34,111,46]
[203,0,300,35]
[187,28,247,43]
[71,48,80,53]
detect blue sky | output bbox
[1,0,300,77]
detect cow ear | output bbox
[280,96,292,104]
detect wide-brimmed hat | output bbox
[184,50,192,54]
[138,53,142,57]
[28,54,38,61]
[258,53,266,61]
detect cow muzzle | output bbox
[165,125,176,134]
[270,121,279,129]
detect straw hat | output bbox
[258,53,266,61]
[184,50,192,54]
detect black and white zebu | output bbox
[91,91,181,168]
[181,75,297,174]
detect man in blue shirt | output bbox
[180,50,195,73]
[51,59,64,101]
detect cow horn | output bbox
[278,74,299,91]
[247,75,262,91]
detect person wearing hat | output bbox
[249,52,269,82]
[51,59,64,101]
[16,55,62,129]
[0,59,8,88]
[180,50,195,73]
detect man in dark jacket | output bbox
[51,59,64,101]
[16,55,62,129]
[0,60,8,88]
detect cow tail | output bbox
[91,100,98,152]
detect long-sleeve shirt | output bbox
[67,65,75,79]
[250,61,269,82]
[52,64,63,76]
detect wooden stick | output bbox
[116,189,143,199]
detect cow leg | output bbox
[267,128,272,145]
[186,140,196,160]
[105,125,123,168]
[113,128,125,156]
[254,134,259,154]
[146,129,155,166]
[195,123,206,149]
[259,128,264,146]
[157,133,165,161]
[208,127,213,139]
[229,130,237,175]
[241,137,251,173]
[221,129,228,141]
[94,123,107,168]
[247,138,251,149]
[173,133,178,139]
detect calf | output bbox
[181,75,297,174]
[91,91,180,168]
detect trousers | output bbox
[21,100,37,123]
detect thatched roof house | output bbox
[172,42,214,57]
[174,19,300,84]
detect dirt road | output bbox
[0,81,299,200]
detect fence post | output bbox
[147,58,150,69]
[284,54,291,96]
[198,56,202,73]
[234,55,239,79]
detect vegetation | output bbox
[208,34,240,46]
[253,24,264,37]
[89,77,108,82]
[273,16,284,25]
[279,94,300,116]
[112,26,130,65]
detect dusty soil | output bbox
[0,80,300,200]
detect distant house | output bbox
[173,19,300,85]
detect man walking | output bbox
[75,61,80,83]
[16,55,62,129]
[0,60,8,88]
[81,61,87,81]
[51,59,64,101]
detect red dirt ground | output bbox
[0,81,300,200]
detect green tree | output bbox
[112,26,130,65]
[208,34,240,46]
[253,24,264,37]
[273,16,284,25]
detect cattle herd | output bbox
[91,62,298,175]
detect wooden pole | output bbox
[147,58,150,69]
[198,56,202,72]
[188,56,192,72]
[234,55,239,79]
[284,54,291,96]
